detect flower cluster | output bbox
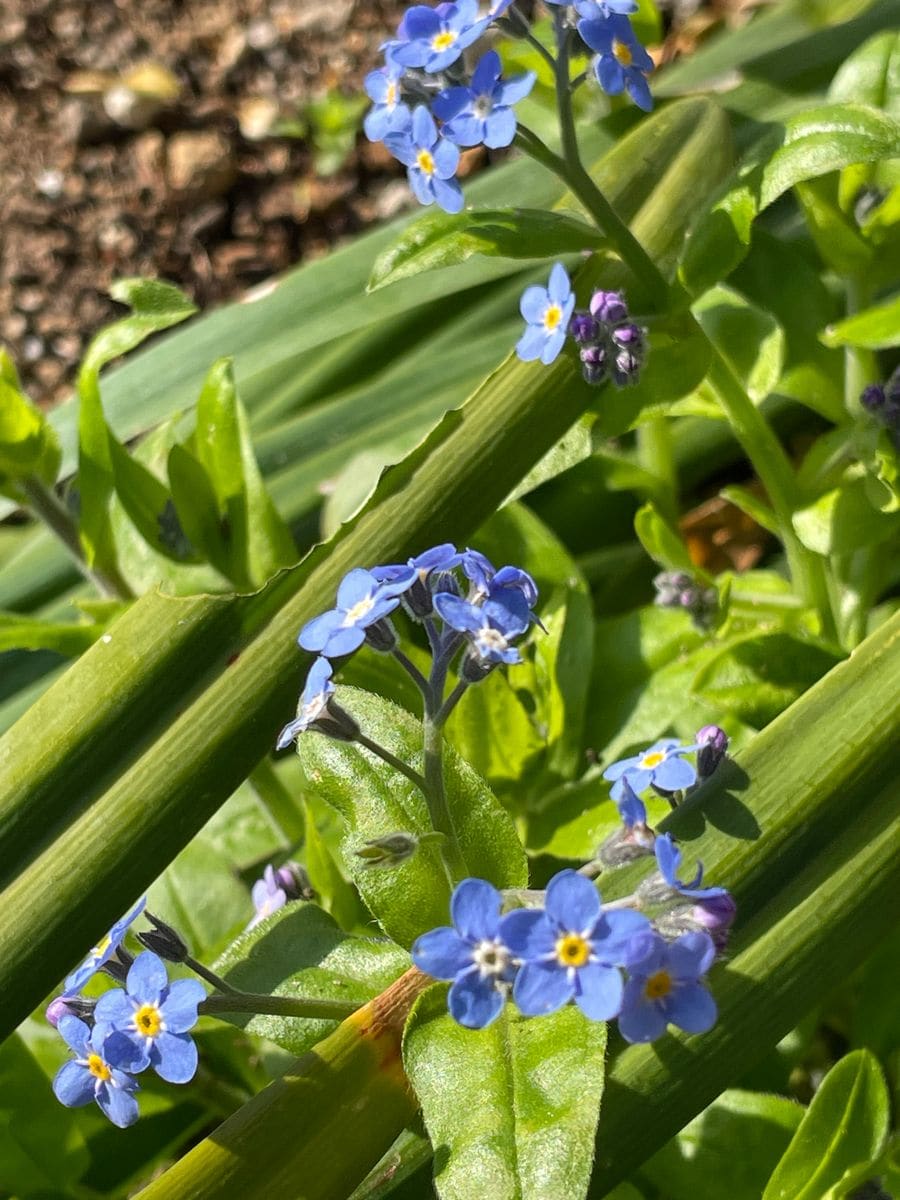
[412,869,722,1041]
[248,861,315,928]
[277,543,540,750]
[364,0,653,213]
[48,904,204,1127]
[514,263,647,384]
[653,569,719,631]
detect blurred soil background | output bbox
[0,0,754,407]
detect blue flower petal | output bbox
[57,1014,91,1056]
[96,1081,140,1128]
[450,878,501,942]
[126,951,167,1006]
[500,908,554,959]
[432,86,470,121]
[539,328,566,365]
[413,104,437,146]
[574,961,623,1020]
[151,1031,199,1084]
[597,909,655,967]
[298,609,343,653]
[601,754,641,782]
[433,593,483,635]
[403,6,440,39]
[516,325,549,361]
[653,755,696,791]
[432,176,464,214]
[53,1060,95,1107]
[513,961,572,1016]
[471,49,501,94]
[320,624,367,658]
[384,132,416,166]
[161,978,206,1033]
[520,284,550,324]
[667,931,716,979]
[496,71,536,107]
[443,114,485,147]
[336,567,376,611]
[412,927,473,980]
[597,56,625,95]
[103,1028,149,1074]
[483,107,516,149]
[448,970,505,1029]
[666,982,717,1034]
[432,137,461,179]
[618,981,667,1044]
[544,870,601,934]
[94,988,134,1028]
[548,263,571,305]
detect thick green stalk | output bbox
[423,713,468,883]
[201,991,359,1022]
[703,343,838,641]
[637,418,678,519]
[249,757,306,845]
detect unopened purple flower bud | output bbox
[274,862,315,901]
[861,384,886,414]
[46,996,75,1027]
[569,310,599,344]
[690,890,737,952]
[696,724,729,779]
[612,322,643,349]
[579,343,607,386]
[612,347,642,387]
[589,289,628,325]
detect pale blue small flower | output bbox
[276,657,335,749]
[52,1015,141,1128]
[515,263,575,365]
[603,738,698,801]
[384,105,464,214]
[433,50,535,149]
[299,569,411,657]
[363,65,412,141]
[63,897,146,996]
[578,14,655,111]
[390,0,489,73]
[653,834,729,901]
[618,931,717,1043]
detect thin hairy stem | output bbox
[355,732,429,795]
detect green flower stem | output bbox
[704,344,838,643]
[354,732,429,795]
[434,678,469,728]
[185,956,242,995]
[201,991,360,1022]
[20,475,134,600]
[637,417,678,520]
[844,276,878,415]
[390,646,431,702]
[249,757,306,845]
[423,712,468,884]
[503,4,557,71]
[549,9,670,306]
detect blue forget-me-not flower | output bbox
[363,64,412,141]
[515,263,576,365]
[299,568,411,658]
[384,105,464,214]
[52,1015,141,1128]
[578,14,655,111]
[603,738,698,801]
[94,951,205,1084]
[432,50,535,149]
[276,657,336,749]
[433,593,529,665]
[502,870,653,1021]
[618,930,717,1043]
[653,833,729,901]
[574,0,639,17]
[412,878,516,1029]
[389,0,489,73]
[64,897,146,996]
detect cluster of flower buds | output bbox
[414,724,734,1037]
[363,0,654,213]
[653,569,719,631]
[515,262,647,382]
[248,861,315,929]
[277,543,540,751]
[46,900,204,1128]
[860,367,900,450]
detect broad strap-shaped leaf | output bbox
[679,103,900,295]
[762,1051,891,1200]
[821,292,900,349]
[404,991,607,1200]
[297,687,527,947]
[212,902,409,1056]
[691,285,785,405]
[368,208,605,292]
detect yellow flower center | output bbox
[613,39,633,67]
[556,933,591,968]
[416,148,436,176]
[431,30,457,51]
[543,303,563,332]
[644,969,673,1000]
[343,595,375,624]
[640,750,666,769]
[87,1053,111,1082]
[135,1003,163,1038]
[386,81,397,107]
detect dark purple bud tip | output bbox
[860,384,886,414]
[612,322,644,349]
[589,289,628,325]
[275,862,315,901]
[569,311,599,344]
[364,618,397,653]
[691,891,737,952]
[696,724,729,779]
[46,996,73,1028]
[139,911,189,962]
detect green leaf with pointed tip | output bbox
[297,688,527,947]
[634,500,695,573]
[193,358,296,588]
[368,208,605,292]
[762,1051,891,1200]
[821,292,900,349]
[404,991,607,1200]
[212,902,408,1056]
[692,285,785,405]
[0,378,61,499]
[167,443,231,571]
[792,478,900,555]
[81,278,197,378]
[679,104,900,295]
